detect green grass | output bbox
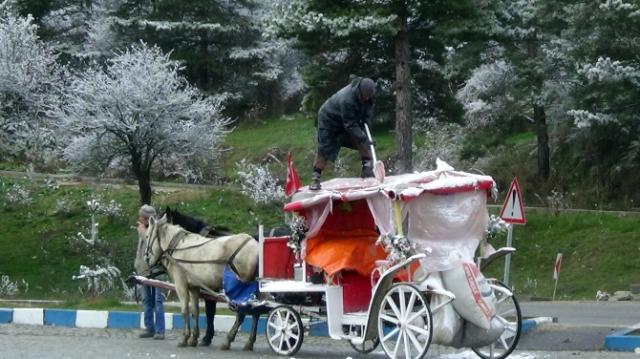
[504,131,535,145]
[0,177,282,300]
[483,209,640,299]
[221,114,395,183]
[2,176,640,301]
[1,116,639,303]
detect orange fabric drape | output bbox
[305,229,387,277]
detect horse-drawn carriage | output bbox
[141,163,521,358]
[258,166,521,359]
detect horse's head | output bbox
[145,213,168,267]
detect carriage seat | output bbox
[262,236,296,279]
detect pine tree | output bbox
[115,0,290,118]
[457,0,571,180]
[562,0,640,200]
[270,0,480,173]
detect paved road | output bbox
[520,301,640,327]
[518,301,640,352]
[1,324,638,359]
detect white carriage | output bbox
[258,167,522,359]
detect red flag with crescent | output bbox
[285,152,301,197]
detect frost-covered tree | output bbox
[561,1,640,200]
[55,42,231,204]
[115,0,283,117]
[0,2,62,159]
[456,0,571,180]
[229,0,303,117]
[270,0,481,173]
[39,0,123,60]
[235,159,285,204]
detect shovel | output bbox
[363,122,385,183]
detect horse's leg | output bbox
[220,312,245,350]
[188,288,200,347]
[199,299,216,346]
[175,284,190,347]
[243,313,259,351]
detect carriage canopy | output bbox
[284,165,496,273]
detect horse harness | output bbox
[146,224,253,279]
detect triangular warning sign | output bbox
[499,178,526,224]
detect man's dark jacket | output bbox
[317,77,374,145]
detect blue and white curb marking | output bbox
[0,307,544,337]
[521,316,553,334]
[0,307,249,333]
[604,323,640,352]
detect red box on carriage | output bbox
[262,236,295,279]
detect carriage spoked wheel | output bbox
[377,283,432,359]
[348,337,380,354]
[472,281,522,359]
[265,305,304,356]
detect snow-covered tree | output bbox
[235,159,285,205]
[54,42,231,204]
[456,1,572,180]
[560,1,640,199]
[0,2,62,159]
[115,0,284,117]
[270,0,481,173]
[39,0,122,60]
[229,0,303,117]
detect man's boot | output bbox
[361,160,374,178]
[309,171,322,190]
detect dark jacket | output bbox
[317,77,374,144]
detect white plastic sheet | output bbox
[406,191,488,272]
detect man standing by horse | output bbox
[135,204,166,340]
[310,77,377,190]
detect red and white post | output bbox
[552,253,563,301]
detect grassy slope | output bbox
[0,179,281,300]
[222,114,395,183]
[484,209,640,299]
[1,117,639,302]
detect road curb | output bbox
[521,316,553,334]
[0,307,546,339]
[604,323,640,352]
[0,307,237,332]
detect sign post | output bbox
[499,178,526,286]
[552,253,563,301]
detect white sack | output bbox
[461,316,506,348]
[418,272,463,345]
[442,261,496,329]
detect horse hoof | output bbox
[177,341,188,348]
[219,343,230,351]
[188,339,198,347]
[242,344,254,351]
[199,339,212,347]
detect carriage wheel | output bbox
[472,281,522,359]
[265,305,304,356]
[377,283,432,359]
[348,337,380,354]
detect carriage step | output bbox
[342,311,368,325]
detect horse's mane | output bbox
[164,206,231,237]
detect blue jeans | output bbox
[142,285,165,334]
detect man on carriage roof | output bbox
[311,77,377,191]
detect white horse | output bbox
[144,214,259,347]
